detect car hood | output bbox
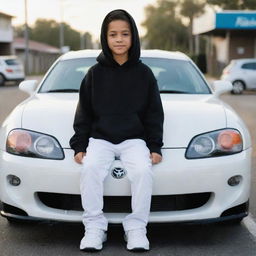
[22,94,79,149]
[161,94,226,147]
[21,93,227,149]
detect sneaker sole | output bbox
[80,247,102,252]
[127,247,150,252]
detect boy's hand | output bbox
[74,152,86,164]
[150,152,162,164]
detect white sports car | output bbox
[0,50,252,224]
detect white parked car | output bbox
[0,50,251,224]
[221,58,256,94]
[0,56,25,86]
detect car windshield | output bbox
[39,57,210,94]
[39,58,96,93]
[142,58,210,94]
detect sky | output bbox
[0,0,157,41]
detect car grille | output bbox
[37,192,211,212]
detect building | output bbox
[0,11,14,55]
[1,10,60,75]
[193,10,256,76]
[13,38,60,75]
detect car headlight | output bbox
[6,129,64,159]
[185,129,243,159]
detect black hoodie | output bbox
[69,9,164,156]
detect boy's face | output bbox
[107,20,132,59]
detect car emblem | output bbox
[111,167,126,179]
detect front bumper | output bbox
[0,147,252,223]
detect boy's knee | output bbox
[82,161,99,174]
[82,160,111,179]
[130,165,152,179]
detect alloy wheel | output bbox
[232,81,244,94]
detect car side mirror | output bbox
[19,80,38,95]
[212,80,233,97]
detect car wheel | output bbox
[232,80,245,94]
[0,74,5,86]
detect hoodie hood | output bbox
[97,9,141,67]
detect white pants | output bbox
[80,137,153,232]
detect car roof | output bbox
[60,49,190,61]
[231,58,256,63]
[0,55,18,60]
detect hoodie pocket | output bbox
[94,113,144,138]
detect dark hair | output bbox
[102,10,131,34]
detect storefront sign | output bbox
[216,13,256,29]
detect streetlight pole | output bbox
[24,0,29,75]
[59,0,64,52]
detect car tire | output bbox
[231,80,245,94]
[0,74,5,86]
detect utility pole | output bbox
[59,0,64,52]
[24,0,29,75]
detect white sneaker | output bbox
[80,228,107,251]
[124,228,150,251]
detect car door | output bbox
[240,62,256,89]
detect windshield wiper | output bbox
[160,90,189,94]
[45,89,79,93]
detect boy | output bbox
[69,9,164,252]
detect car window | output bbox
[4,59,21,65]
[241,62,256,70]
[141,57,210,94]
[39,58,97,92]
[39,57,210,94]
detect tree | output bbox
[14,19,93,51]
[62,22,81,50]
[14,24,32,38]
[207,0,256,10]
[179,0,206,55]
[142,0,189,52]
[241,0,256,9]
[31,19,60,48]
[31,19,82,50]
